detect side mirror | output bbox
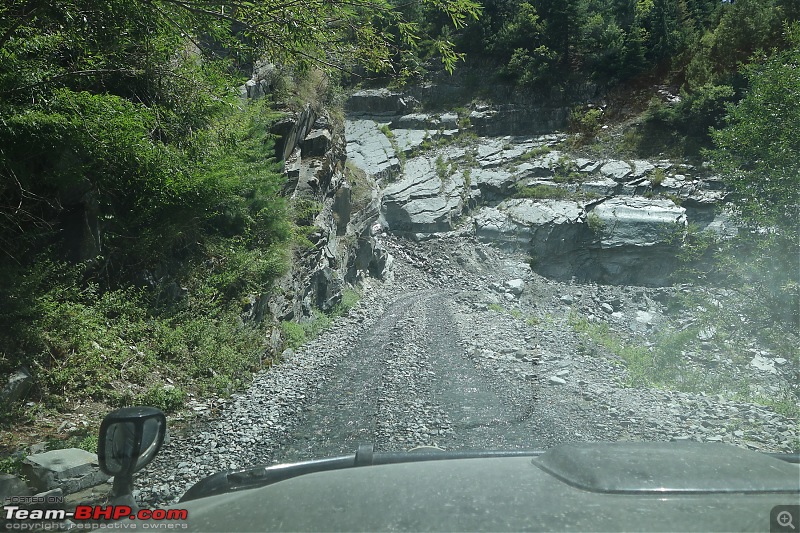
[98,407,166,509]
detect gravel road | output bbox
[137,232,798,506]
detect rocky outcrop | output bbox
[266,106,390,327]
[586,197,687,285]
[345,89,419,116]
[468,105,569,136]
[343,88,733,287]
[474,199,584,246]
[381,157,465,236]
[238,62,280,101]
[472,196,688,286]
[345,119,401,181]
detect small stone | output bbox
[697,327,716,341]
[505,279,524,295]
[549,376,567,385]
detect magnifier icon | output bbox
[778,511,796,530]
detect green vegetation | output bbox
[435,155,450,181]
[280,313,331,351]
[379,124,395,139]
[345,161,374,211]
[379,123,406,168]
[0,0,479,431]
[570,313,733,393]
[569,309,798,420]
[519,145,553,161]
[569,107,604,141]
[514,184,570,200]
[512,182,601,203]
[668,25,800,404]
[586,212,605,235]
[280,288,360,350]
[650,167,666,187]
[427,0,796,157]
[0,454,26,478]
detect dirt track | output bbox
[138,233,797,505]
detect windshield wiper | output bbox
[180,444,545,502]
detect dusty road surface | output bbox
[138,233,797,505]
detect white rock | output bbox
[505,279,524,295]
[697,327,716,341]
[549,376,567,385]
[750,355,777,374]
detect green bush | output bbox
[514,184,570,200]
[570,107,603,138]
[650,168,666,187]
[136,385,187,413]
[586,212,605,235]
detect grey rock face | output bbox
[472,197,688,285]
[381,158,465,234]
[345,120,401,181]
[271,104,316,162]
[470,105,569,136]
[586,197,687,285]
[474,199,584,249]
[591,197,686,248]
[599,160,633,181]
[342,89,731,287]
[302,129,332,158]
[346,89,419,115]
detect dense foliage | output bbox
[706,25,800,344]
[401,0,797,154]
[443,0,795,88]
[0,0,479,414]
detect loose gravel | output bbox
[137,232,798,507]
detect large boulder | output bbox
[473,197,689,286]
[22,449,109,494]
[271,105,317,162]
[591,197,686,248]
[1,366,33,405]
